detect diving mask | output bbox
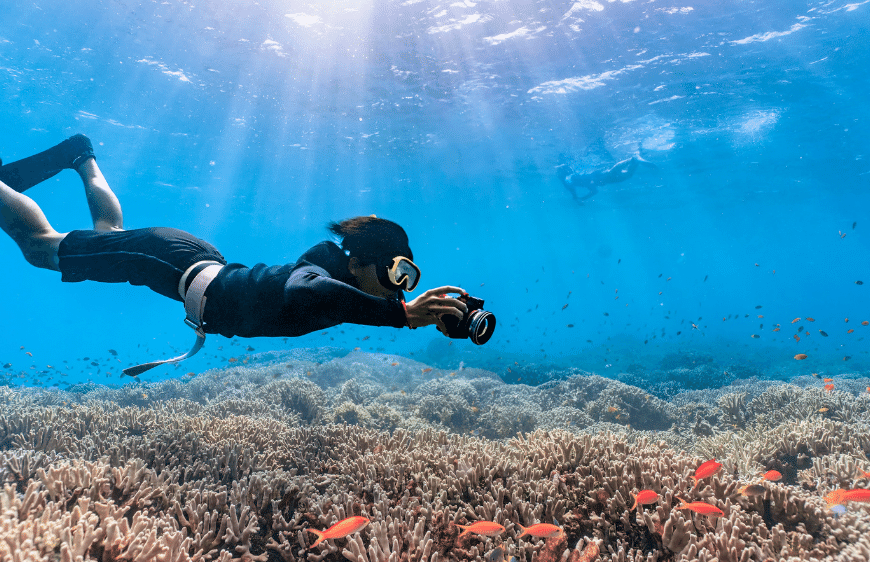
[378,255,421,292]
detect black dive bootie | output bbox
[0,134,95,193]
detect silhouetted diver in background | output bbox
[556,153,656,204]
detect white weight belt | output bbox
[122,261,224,377]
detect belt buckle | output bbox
[184,317,205,337]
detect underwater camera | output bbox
[441,294,496,345]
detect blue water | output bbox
[1,0,868,388]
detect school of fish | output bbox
[299,455,870,561]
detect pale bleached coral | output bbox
[1,351,869,562]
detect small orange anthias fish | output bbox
[676,496,725,517]
[692,459,723,489]
[825,384,835,391]
[762,470,782,482]
[856,470,870,479]
[826,489,870,507]
[630,490,659,511]
[456,521,506,537]
[516,522,565,539]
[308,516,370,548]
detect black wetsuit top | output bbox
[56,227,408,339]
[202,241,408,338]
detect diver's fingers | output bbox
[429,296,468,314]
[428,303,465,319]
[426,286,466,296]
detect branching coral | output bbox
[0,353,868,562]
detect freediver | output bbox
[0,134,474,375]
[556,152,656,204]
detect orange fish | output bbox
[422,368,433,373]
[855,470,870,479]
[456,521,506,537]
[791,318,800,323]
[825,489,847,507]
[228,357,237,363]
[843,489,870,503]
[762,470,782,482]
[391,362,399,366]
[824,384,835,391]
[573,541,600,562]
[828,489,870,507]
[806,317,815,322]
[630,490,659,511]
[794,353,808,360]
[847,329,854,334]
[676,497,724,517]
[692,459,722,488]
[773,327,780,332]
[863,321,869,326]
[845,318,849,323]
[308,516,370,548]
[794,335,800,343]
[823,378,834,382]
[516,522,564,539]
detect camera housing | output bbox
[441,294,496,345]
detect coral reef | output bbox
[0,349,868,561]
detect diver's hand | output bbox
[405,286,468,332]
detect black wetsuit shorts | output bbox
[57,227,227,302]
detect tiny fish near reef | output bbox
[738,484,766,497]
[308,516,370,548]
[676,497,725,517]
[516,522,565,539]
[762,470,782,482]
[457,521,506,537]
[828,488,870,506]
[630,490,659,511]
[692,459,722,488]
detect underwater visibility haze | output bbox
[1,0,870,561]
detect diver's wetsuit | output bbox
[556,157,642,203]
[56,230,408,338]
[2,137,407,338]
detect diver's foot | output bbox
[61,134,96,171]
[633,150,657,168]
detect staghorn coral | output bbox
[0,351,869,561]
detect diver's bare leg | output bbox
[76,158,124,231]
[0,178,64,270]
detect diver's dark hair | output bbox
[327,216,413,265]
